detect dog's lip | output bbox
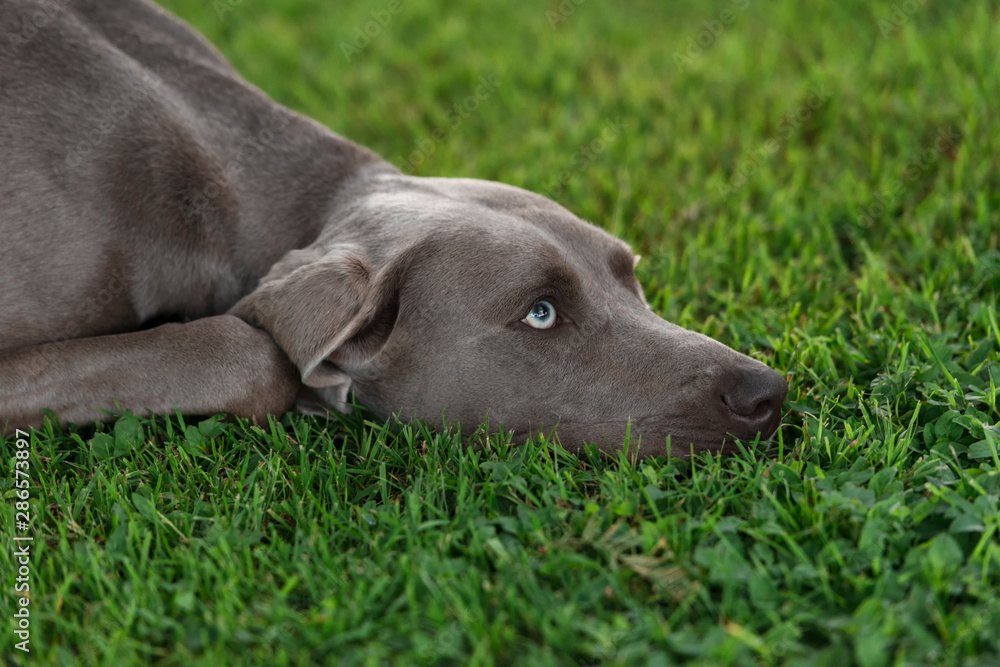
[500,415,785,452]
[504,422,741,448]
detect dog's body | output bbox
[0,0,788,456]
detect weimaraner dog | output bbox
[0,0,787,456]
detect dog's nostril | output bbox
[721,368,788,426]
[748,399,772,420]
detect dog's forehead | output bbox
[357,176,634,266]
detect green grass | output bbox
[3,0,1000,664]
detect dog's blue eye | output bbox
[523,301,556,329]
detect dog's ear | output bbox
[229,244,399,411]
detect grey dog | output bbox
[0,0,788,456]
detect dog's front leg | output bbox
[0,315,300,433]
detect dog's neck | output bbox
[213,109,400,289]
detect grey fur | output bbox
[0,0,788,456]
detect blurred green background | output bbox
[161,0,997,349]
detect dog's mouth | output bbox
[498,417,783,458]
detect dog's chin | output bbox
[496,420,776,460]
[295,397,779,459]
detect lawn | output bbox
[2,0,999,664]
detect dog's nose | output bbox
[720,367,788,440]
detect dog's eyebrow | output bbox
[539,260,581,297]
[492,254,581,318]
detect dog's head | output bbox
[232,173,787,457]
